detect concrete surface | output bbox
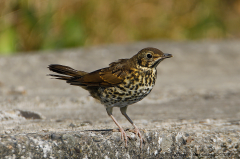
[0,40,240,158]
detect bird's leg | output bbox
[106,107,128,147]
[120,106,144,148]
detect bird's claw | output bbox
[129,128,144,148]
[116,128,130,147]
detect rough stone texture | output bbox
[0,40,240,158]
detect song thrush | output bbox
[48,47,172,147]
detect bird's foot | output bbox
[120,128,131,147]
[113,128,131,147]
[129,127,145,148]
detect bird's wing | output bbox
[68,59,129,87]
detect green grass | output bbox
[0,0,240,54]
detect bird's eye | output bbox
[147,53,152,58]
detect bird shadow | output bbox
[84,129,114,132]
[84,128,134,133]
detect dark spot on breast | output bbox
[124,97,132,101]
[134,76,139,82]
[145,77,148,83]
[113,92,125,96]
[103,99,109,103]
[117,86,126,92]
[130,86,135,90]
[117,97,122,100]
[114,92,119,95]
[149,78,152,85]
[135,85,139,90]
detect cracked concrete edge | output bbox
[1,128,240,158]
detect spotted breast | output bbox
[99,68,156,108]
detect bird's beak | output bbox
[163,53,172,58]
[152,53,172,68]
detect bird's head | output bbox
[133,47,172,69]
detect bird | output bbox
[48,47,172,148]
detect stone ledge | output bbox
[1,121,240,158]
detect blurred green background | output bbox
[0,0,240,55]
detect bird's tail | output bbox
[48,64,87,81]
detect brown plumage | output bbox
[48,47,172,148]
